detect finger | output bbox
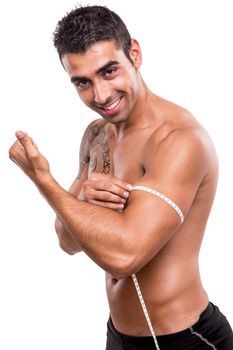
[84,179,129,200]
[91,173,133,192]
[84,185,127,203]
[30,137,38,149]
[111,177,133,192]
[15,131,39,158]
[93,190,127,203]
[89,199,125,210]
[97,182,130,199]
[9,156,22,169]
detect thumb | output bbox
[15,130,39,158]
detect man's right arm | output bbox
[54,119,132,255]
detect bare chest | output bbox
[88,133,146,183]
[112,141,145,182]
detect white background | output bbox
[0,0,232,349]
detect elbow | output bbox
[55,217,81,255]
[55,217,63,237]
[58,234,82,255]
[59,240,78,255]
[111,270,133,280]
[108,246,152,279]
[109,266,136,280]
[107,255,140,280]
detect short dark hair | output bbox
[53,5,132,61]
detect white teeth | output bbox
[104,98,120,110]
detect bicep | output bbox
[130,129,210,219]
[123,182,183,269]
[121,132,209,270]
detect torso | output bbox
[85,95,218,336]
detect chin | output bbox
[107,114,128,125]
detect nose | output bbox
[93,81,111,106]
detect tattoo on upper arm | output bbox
[76,125,91,180]
[76,121,110,179]
[77,152,89,180]
[89,123,110,175]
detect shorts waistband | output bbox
[108,302,214,341]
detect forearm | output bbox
[38,174,131,277]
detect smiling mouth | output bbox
[102,98,121,111]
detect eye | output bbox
[104,67,117,78]
[75,79,90,89]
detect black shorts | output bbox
[105,302,233,349]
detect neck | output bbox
[113,81,160,139]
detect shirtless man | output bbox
[9,5,233,350]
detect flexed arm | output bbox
[54,119,131,254]
[9,129,209,278]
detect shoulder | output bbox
[148,99,215,157]
[79,118,107,149]
[77,119,107,177]
[145,110,217,178]
[160,126,213,158]
[82,118,106,141]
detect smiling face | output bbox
[61,39,142,124]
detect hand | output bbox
[82,173,133,210]
[9,131,51,183]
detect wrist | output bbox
[34,171,57,191]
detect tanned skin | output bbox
[9,39,218,336]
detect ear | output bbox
[129,38,142,68]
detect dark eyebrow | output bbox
[70,60,119,84]
[71,75,87,84]
[96,60,119,75]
